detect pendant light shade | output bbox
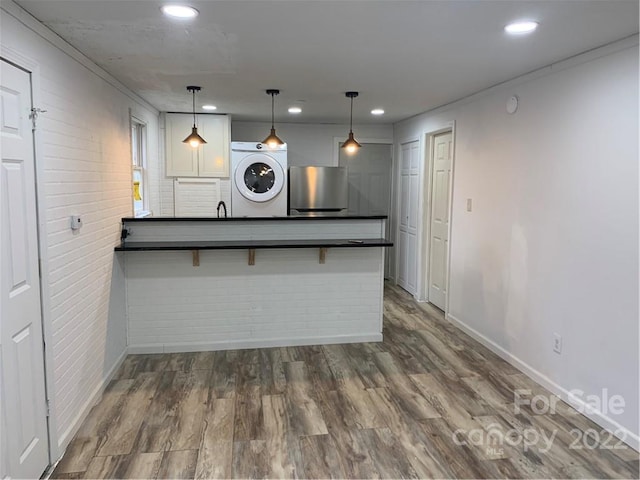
[262,89,285,148]
[341,91,361,154]
[183,86,207,148]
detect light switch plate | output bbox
[466,198,472,212]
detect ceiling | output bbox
[14,0,639,124]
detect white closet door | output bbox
[397,141,419,294]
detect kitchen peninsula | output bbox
[116,216,391,353]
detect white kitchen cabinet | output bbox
[165,113,230,177]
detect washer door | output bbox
[235,153,285,203]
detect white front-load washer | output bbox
[231,142,288,217]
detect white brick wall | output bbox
[157,113,174,216]
[125,248,384,351]
[124,219,385,242]
[123,219,386,351]
[173,178,221,217]
[1,3,159,450]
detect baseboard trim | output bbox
[55,348,128,453]
[446,313,639,451]
[128,333,383,354]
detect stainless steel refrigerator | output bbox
[288,166,348,216]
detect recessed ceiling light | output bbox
[288,107,302,114]
[504,21,539,35]
[202,105,217,111]
[161,5,199,19]
[371,108,385,115]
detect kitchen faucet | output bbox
[217,201,227,218]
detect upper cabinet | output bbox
[165,113,230,178]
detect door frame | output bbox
[417,122,456,314]
[1,45,60,463]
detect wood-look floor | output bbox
[51,284,639,479]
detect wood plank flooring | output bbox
[51,284,639,479]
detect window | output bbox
[131,118,150,217]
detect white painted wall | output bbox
[394,42,639,445]
[1,1,159,455]
[232,121,393,166]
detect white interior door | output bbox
[397,141,419,294]
[339,143,393,275]
[1,59,50,480]
[428,131,453,310]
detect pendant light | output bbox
[341,91,361,154]
[182,85,207,148]
[262,89,285,148]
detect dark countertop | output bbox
[122,215,387,222]
[115,238,393,251]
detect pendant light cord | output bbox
[271,93,275,129]
[349,96,354,134]
[192,89,196,128]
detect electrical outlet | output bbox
[70,215,83,230]
[553,333,562,354]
